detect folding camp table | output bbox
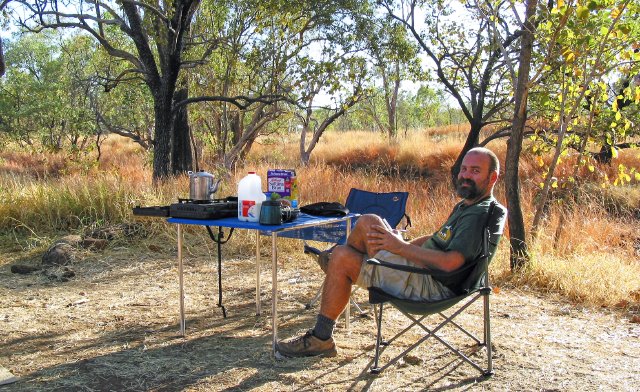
[167,213,354,355]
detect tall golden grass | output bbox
[1,129,639,310]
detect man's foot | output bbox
[316,250,331,273]
[275,330,337,359]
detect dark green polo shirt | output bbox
[421,196,496,293]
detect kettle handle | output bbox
[209,178,222,195]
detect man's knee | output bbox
[329,245,362,280]
[354,214,384,231]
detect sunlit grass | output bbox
[1,129,639,310]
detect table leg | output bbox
[345,217,352,330]
[271,232,278,354]
[178,224,186,336]
[255,231,261,315]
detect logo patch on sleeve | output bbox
[437,226,452,242]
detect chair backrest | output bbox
[345,189,410,229]
[274,188,410,243]
[460,201,508,293]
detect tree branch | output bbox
[173,94,295,112]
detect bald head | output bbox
[466,147,499,175]
[456,147,499,204]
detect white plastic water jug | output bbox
[237,171,267,222]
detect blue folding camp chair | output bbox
[303,188,411,311]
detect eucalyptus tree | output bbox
[525,0,640,238]
[0,0,9,77]
[296,55,369,165]
[15,0,299,181]
[179,0,367,171]
[292,1,378,166]
[504,0,537,269]
[0,32,98,151]
[378,0,523,180]
[359,14,422,140]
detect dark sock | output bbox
[312,314,335,341]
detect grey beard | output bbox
[456,181,479,199]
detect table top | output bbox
[167,213,356,234]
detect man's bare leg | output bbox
[319,214,385,320]
[275,214,387,357]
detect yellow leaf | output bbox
[635,173,640,181]
[611,7,620,19]
[588,165,595,172]
[552,180,558,188]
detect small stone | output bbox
[147,244,162,253]
[10,264,41,274]
[81,237,108,250]
[42,243,75,266]
[58,235,82,247]
[402,355,423,366]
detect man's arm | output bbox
[409,235,430,247]
[367,225,464,272]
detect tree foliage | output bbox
[526,0,640,237]
[379,0,524,182]
[0,32,99,152]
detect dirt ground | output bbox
[1,238,639,392]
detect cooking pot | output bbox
[188,170,221,201]
[259,200,282,225]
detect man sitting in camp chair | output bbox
[276,147,501,358]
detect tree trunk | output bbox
[385,63,400,140]
[299,118,311,166]
[152,94,174,181]
[0,37,5,77]
[171,88,193,174]
[505,0,537,270]
[450,120,483,185]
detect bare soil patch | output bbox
[1,240,639,391]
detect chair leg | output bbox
[305,282,324,309]
[350,297,365,314]
[370,303,384,374]
[483,290,494,376]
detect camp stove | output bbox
[169,197,238,220]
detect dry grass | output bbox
[1,129,639,310]
[1,129,640,391]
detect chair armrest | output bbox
[366,258,479,278]
[303,244,322,256]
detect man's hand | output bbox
[366,224,407,255]
[366,223,465,272]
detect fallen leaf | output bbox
[66,298,89,307]
[630,315,640,324]
[615,300,630,309]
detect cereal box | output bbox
[267,169,298,206]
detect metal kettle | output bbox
[188,170,221,201]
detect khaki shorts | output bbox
[355,250,454,301]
